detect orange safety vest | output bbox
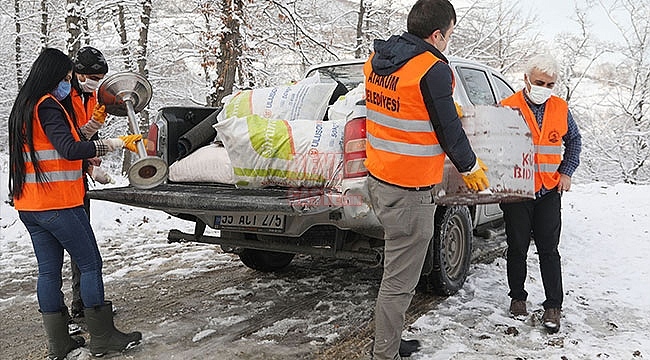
[71,87,97,127]
[363,52,452,188]
[501,91,568,192]
[13,95,86,211]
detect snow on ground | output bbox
[1,161,650,358]
[407,182,650,360]
[0,172,232,307]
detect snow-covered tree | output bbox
[451,0,540,75]
[578,0,650,184]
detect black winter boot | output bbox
[399,338,421,357]
[42,309,85,360]
[85,301,142,357]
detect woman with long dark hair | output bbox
[8,47,143,359]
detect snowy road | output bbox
[3,181,650,359]
[0,197,469,359]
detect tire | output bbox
[419,205,472,296]
[238,249,295,272]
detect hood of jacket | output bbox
[371,32,448,76]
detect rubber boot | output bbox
[42,309,85,360]
[85,301,142,357]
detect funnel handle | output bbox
[124,97,148,158]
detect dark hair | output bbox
[407,0,457,39]
[8,48,73,199]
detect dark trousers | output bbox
[500,190,563,309]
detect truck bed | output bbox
[87,183,305,213]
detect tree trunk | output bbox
[355,0,365,59]
[209,0,244,107]
[66,0,83,56]
[13,0,23,89]
[137,0,152,134]
[114,4,133,71]
[40,0,48,46]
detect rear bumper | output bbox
[87,180,383,238]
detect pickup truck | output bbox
[88,57,529,296]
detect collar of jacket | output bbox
[400,32,449,64]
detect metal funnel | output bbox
[98,72,168,189]
[98,72,153,116]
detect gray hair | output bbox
[525,54,559,77]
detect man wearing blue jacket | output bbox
[364,0,489,358]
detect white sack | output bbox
[168,143,235,184]
[217,82,338,123]
[214,114,345,188]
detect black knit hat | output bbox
[74,46,108,75]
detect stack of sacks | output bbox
[169,78,341,186]
[213,79,346,188]
[215,114,345,189]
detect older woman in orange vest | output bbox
[8,48,143,359]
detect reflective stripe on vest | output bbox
[13,95,86,211]
[366,109,444,157]
[363,52,450,188]
[367,133,443,157]
[25,170,83,183]
[501,91,568,191]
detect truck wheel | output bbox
[419,205,472,296]
[238,249,295,272]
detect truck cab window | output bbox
[492,75,515,101]
[456,67,496,105]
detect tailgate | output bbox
[87,183,302,213]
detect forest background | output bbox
[0,0,648,184]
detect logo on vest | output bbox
[548,130,561,143]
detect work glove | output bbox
[92,104,107,124]
[94,135,144,156]
[79,105,108,140]
[119,134,145,153]
[461,158,490,191]
[454,102,463,118]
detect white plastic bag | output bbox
[214,114,345,188]
[327,83,365,121]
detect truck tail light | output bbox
[343,117,368,179]
[146,123,158,156]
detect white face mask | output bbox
[526,78,553,105]
[80,78,100,93]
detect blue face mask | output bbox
[52,80,72,100]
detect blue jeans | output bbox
[19,206,105,313]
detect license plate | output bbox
[214,212,286,233]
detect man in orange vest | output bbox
[364,0,489,358]
[500,54,582,333]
